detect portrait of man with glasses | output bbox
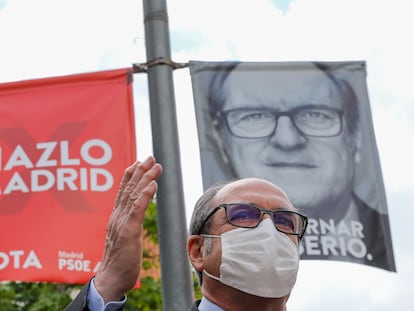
[189,61,395,272]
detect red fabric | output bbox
[0,68,136,284]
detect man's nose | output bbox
[263,214,272,220]
[268,116,306,149]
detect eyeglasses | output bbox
[198,203,308,239]
[218,105,343,138]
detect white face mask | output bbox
[202,218,299,298]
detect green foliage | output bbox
[0,283,16,311]
[192,272,203,301]
[0,282,75,311]
[0,200,202,310]
[125,277,162,311]
[143,201,158,244]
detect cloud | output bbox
[0,0,11,10]
[0,0,144,82]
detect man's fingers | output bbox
[114,162,139,206]
[129,162,162,198]
[114,156,162,211]
[132,180,159,210]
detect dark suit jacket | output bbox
[300,194,396,271]
[64,282,90,311]
[188,300,201,311]
[64,282,200,311]
[356,195,395,270]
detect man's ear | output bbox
[187,235,205,272]
[212,120,229,165]
[353,128,362,164]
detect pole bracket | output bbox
[133,57,189,73]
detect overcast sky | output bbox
[1,0,413,310]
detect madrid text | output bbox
[0,139,113,195]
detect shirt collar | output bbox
[198,296,225,311]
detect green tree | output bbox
[0,201,201,310]
[0,282,76,311]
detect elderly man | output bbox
[64,155,308,310]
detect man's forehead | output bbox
[226,64,328,82]
[212,178,294,210]
[221,66,342,109]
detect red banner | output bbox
[0,69,136,284]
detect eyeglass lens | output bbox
[226,203,302,235]
[225,106,341,138]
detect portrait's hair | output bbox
[314,63,360,139]
[207,62,240,122]
[207,62,360,140]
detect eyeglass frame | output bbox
[216,105,344,139]
[197,203,309,240]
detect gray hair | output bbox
[189,179,234,286]
[189,179,234,235]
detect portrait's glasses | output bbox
[198,203,308,240]
[218,105,343,138]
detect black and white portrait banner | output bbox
[189,60,396,272]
